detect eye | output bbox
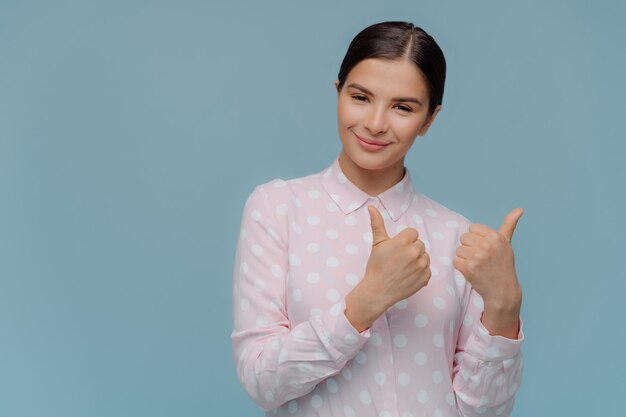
[351,95,368,102]
[394,104,413,113]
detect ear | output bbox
[417,105,441,136]
[334,79,340,94]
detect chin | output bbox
[344,147,395,171]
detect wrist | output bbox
[481,293,522,339]
[344,281,385,332]
[483,280,522,313]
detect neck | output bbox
[338,150,406,197]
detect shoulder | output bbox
[413,190,473,232]
[244,169,324,211]
[240,170,323,246]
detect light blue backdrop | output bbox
[2,1,624,416]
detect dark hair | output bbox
[337,21,446,115]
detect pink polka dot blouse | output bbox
[231,156,524,417]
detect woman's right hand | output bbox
[345,205,431,331]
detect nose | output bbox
[363,105,388,135]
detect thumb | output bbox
[368,205,389,245]
[499,208,524,242]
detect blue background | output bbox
[2,1,624,416]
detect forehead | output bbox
[345,58,428,99]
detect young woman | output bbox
[231,21,524,417]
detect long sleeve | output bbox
[231,159,526,416]
[451,268,524,417]
[231,185,371,411]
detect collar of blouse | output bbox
[320,157,417,222]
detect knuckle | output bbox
[400,227,416,238]
[416,258,425,270]
[488,233,500,244]
[400,232,416,245]
[468,259,479,272]
[453,258,461,270]
[423,273,432,287]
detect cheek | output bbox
[336,104,347,126]
[393,117,425,139]
[337,101,359,128]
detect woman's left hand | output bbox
[453,208,524,337]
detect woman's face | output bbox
[335,58,440,172]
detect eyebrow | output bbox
[346,83,423,106]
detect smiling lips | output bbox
[354,132,390,152]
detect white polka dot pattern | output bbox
[231,157,525,416]
[326,378,339,393]
[375,372,386,385]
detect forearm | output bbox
[453,347,524,417]
[344,281,387,332]
[452,286,525,416]
[481,285,522,339]
[233,303,369,410]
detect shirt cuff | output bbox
[464,318,525,362]
[310,298,370,363]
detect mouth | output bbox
[354,132,390,152]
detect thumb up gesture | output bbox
[453,208,524,318]
[358,205,432,312]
